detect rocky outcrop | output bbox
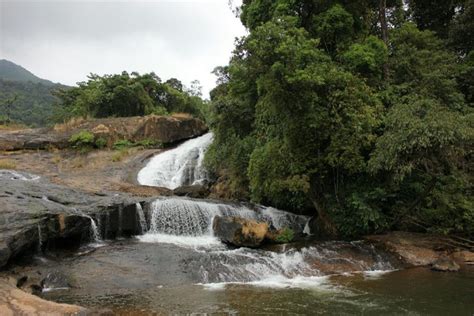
[212,216,268,248]
[0,115,208,151]
[431,256,460,272]
[0,276,84,315]
[0,170,152,269]
[173,184,210,199]
[365,231,474,271]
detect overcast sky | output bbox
[0,0,246,97]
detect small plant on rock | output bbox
[69,131,95,149]
[275,227,295,243]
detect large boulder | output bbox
[431,256,461,272]
[212,216,268,248]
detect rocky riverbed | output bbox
[1,115,473,315]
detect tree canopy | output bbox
[53,72,208,122]
[207,0,474,238]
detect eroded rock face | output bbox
[212,216,268,248]
[0,115,208,151]
[0,170,152,269]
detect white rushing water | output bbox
[137,133,214,189]
[134,133,395,289]
[138,197,309,247]
[86,216,102,243]
[135,203,147,233]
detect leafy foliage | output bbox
[207,0,473,238]
[274,228,295,243]
[53,72,207,122]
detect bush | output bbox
[274,227,295,243]
[94,137,107,149]
[69,131,95,148]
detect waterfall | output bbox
[86,216,102,243]
[137,133,213,189]
[136,203,147,233]
[138,197,308,246]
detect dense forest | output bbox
[0,80,63,127]
[52,72,208,122]
[205,0,474,238]
[0,60,61,127]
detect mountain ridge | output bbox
[0,59,56,86]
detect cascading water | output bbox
[135,203,147,233]
[133,132,396,288]
[139,197,308,242]
[137,133,213,189]
[86,216,102,243]
[137,197,395,286]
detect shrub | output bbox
[135,139,161,148]
[69,131,95,148]
[113,139,134,150]
[274,227,295,243]
[94,137,107,149]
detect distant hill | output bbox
[0,60,68,127]
[0,59,55,85]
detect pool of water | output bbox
[14,239,474,315]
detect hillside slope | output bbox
[0,59,54,85]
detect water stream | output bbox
[19,133,474,314]
[137,133,213,189]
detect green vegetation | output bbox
[0,59,54,85]
[113,138,161,150]
[0,60,63,127]
[0,80,63,127]
[69,131,95,149]
[53,72,208,122]
[206,1,474,238]
[274,228,295,244]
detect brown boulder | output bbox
[212,216,268,248]
[365,231,442,266]
[431,256,461,272]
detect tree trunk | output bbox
[309,179,338,239]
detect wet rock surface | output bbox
[0,115,207,151]
[212,216,269,248]
[172,184,210,199]
[0,170,151,269]
[431,256,461,272]
[365,231,474,270]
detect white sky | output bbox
[0,0,246,98]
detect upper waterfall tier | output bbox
[137,133,213,189]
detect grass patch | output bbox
[0,159,17,169]
[113,138,161,150]
[111,149,130,162]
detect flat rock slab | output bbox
[0,277,85,315]
[0,170,151,269]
